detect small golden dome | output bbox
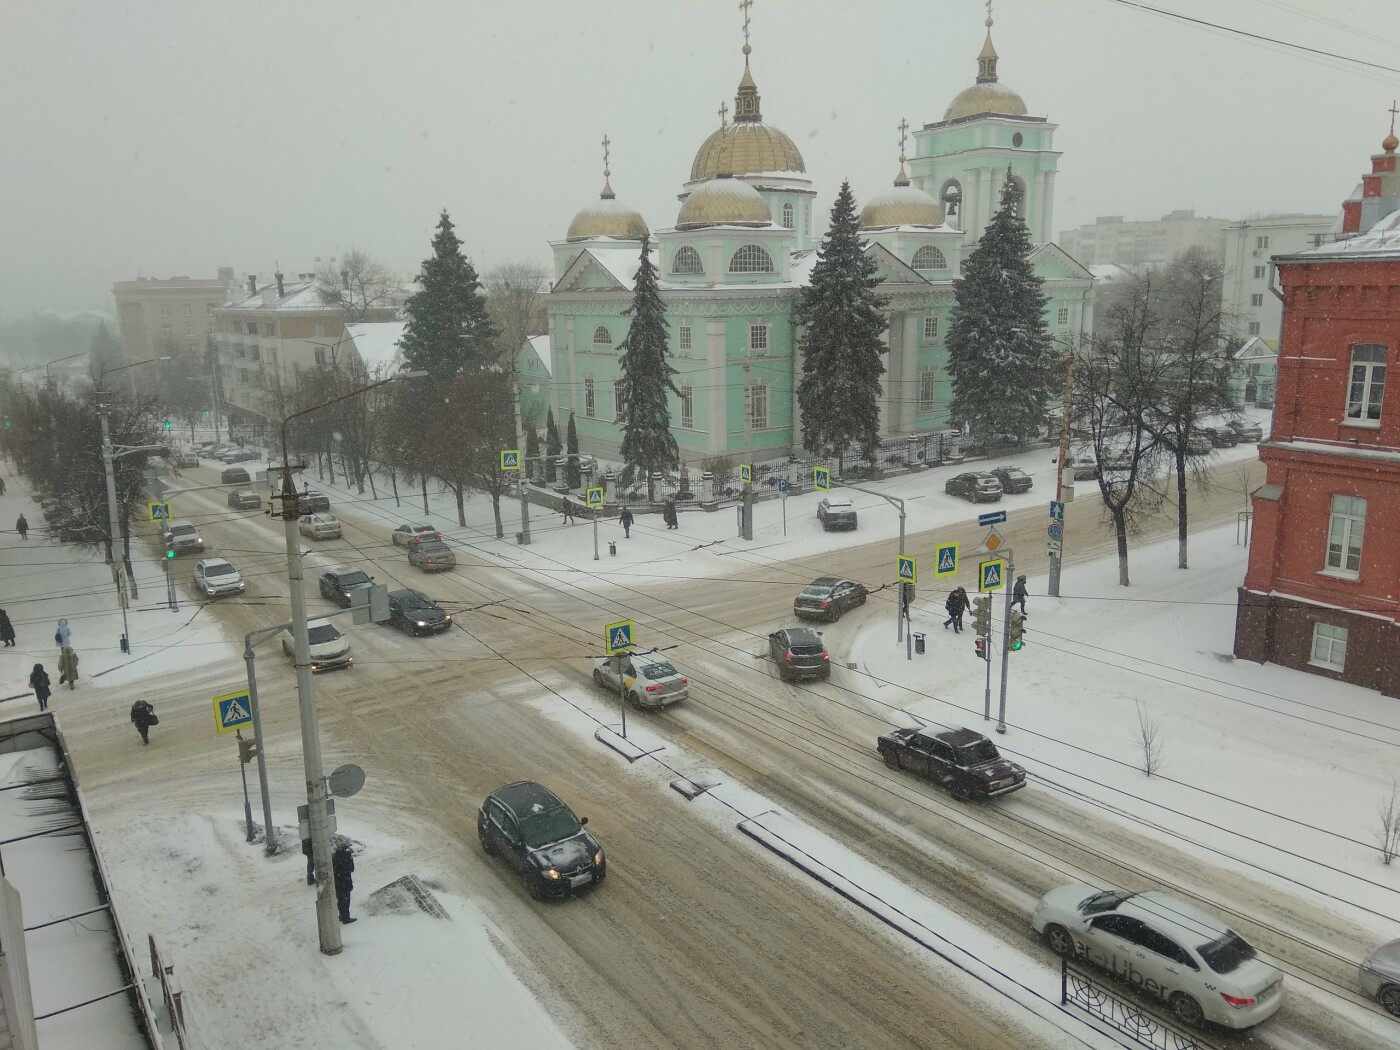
[1384,131,1399,153]
[567,180,648,242]
[691,122,805,181]
[676,176,772,230]
[860,185,944,229]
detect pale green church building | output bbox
[544,16,1095,467]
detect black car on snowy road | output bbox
[478,781,605,900]
[878,726,1027,799]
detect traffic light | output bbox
[203,410,211,418]
[1009,609,1026,651]
[238,737,258,764]
[165,544,176,560]
[163,420,172,431]
[971,595,993,636]
[974,636,987,660]
[3,418,9,428]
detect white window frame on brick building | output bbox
[1309,622,1347,671]
[1345,343,1386,424]
[1324,494,1365,576]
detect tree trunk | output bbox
[365,461,377,500]
[420,478,429,516]
[452,482,466,526]
[491,492,503,538]
[390,469,400,507]
[122,524,139,599]
[1112,508,1131,587]
[1175,451,1189,570]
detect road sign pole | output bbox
[996,548,1015,735]
[896,508,906,644]
[618,658,628,740]
[1049,351,1074,598]
[237,731,255,842]
[593,514,599,561]
[243,628,281,856]
[984,627,994,722]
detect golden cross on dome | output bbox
[985,0,994,26]
[898,118,909,156]
[1390,99,1398,135]
[601,134,611,176]
[740,0,753,47]
[719,100,729,127]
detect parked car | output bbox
[318,567,374,607]
[990,466,1033,494]
[1183,432,1214,456]
[768,627,830,682]
[1031,885,1285,1029]
[296,491,331,514]
[220,466,252,485]
[477,781,605,900]
[299,513,342,540]
[1227,419,1264,443]
[1070,449,1099,481]
[1360,939,1400,1017]
[1205,425,1239,448]
[591,651,689,708]
[408,540,456,572]
[878,726,1026,799]
[945,472,1003,503]
[193,558,245,598]
[226,488,261,511]
[227,449,262,463]
[175,451,200,468]
[793,577,867,622]
[386,588,452,636]
[392,523,442,546]
[280,617,353,672]
[163,520,204,554]
[816,498,858,531]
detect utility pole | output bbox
[996,547,1016,735]
[97,398,131,654]
[511,369,531,545]
[843,484,905,642]
[1048,351,1074,597]
[741,356,754,541]
[243,625,285,856]
[209,369,224,443]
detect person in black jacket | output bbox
[29,664,51,711]
[332,838,356,924]
[130,699,156,745]
[618,507,634,539]
[942,587,969,633]
[0,609,15,647]
[1012,575,1029,616]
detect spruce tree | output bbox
[565,412,581,488]
[615,235,679,492]
[400,210,497,380]
[545,407,562,484]
[945,172,1057,444]
[795,180,890,465]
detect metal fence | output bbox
[1060,958,1222,1050]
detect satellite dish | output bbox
[327,763,365,799]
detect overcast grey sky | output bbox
[3,0,1400,317]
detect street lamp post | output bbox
[279,369,425,956]
[844,483,906,642]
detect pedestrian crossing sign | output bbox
[813,466,831,491]
[604,619,635,655]
[935,543,959,578]
[213,690,254,734]
[500,449,521,471]
[896,555,917,584]
[979,558,1005,593]
[586,486,604,508]
[148,502,171,521]
[739,464,752,484]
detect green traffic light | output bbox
[165,548,176,559]
[163,420,172,431]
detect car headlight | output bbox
[543,868,561,880]
[444,613,453,622]
[415,620,429,627]
[594,850,604,866]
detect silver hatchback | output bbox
[592,652,689,709]
[1361,939,1400,1017]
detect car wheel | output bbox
[592,668,605,686]
[1169,992,1205,1029]
[627,690,643,710]
[881,748,899,770]
[526,872,549,901]
[478,826,497,856]
[1043,924,1074,957]
[1378,984,1400,1017]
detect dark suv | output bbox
[769,627,830,682]
[877,726,1027,799]
[989,466,1033,494]
[297,491,331,514]
[477,781,605,899]
[318,567,374,607]
[793,577,867,622]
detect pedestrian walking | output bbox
[54,618,72,648]
[0,609,14,647]
[1012,575,1028,616]
[942,587,969,633]
[15,514,28,540]
[130,699,157,745]
[332,838,356,924]
[619,507,634,539]
[0,477,6,495]
[562,498,576,525]
[662,500,678,529]
[58,646,79,689]
[301,837,315,884]
[29,665,51,712]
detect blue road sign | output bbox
[813,466,831,491]
[935,542,959,578]
[499,449,521,471]
[148,502,171,521]
[1048,522,1064,542]
[977,510,1007,527]
[979,558,1005,592]
[739,464,752,484]
[778,478,788,494]
[1049,500,1065,521]
[213,690,253,734]
[604,619,635,655]
[586,486,604,507]
[896,555,917,584]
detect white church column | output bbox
[1041,171,1057,244]
[978,168,994,240]
[901,312,919,434]
[877,328,893,438]
[561,315,576,419]
[706,317,727,456]
[791,323,805,452]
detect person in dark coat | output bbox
[15,514,28,541]
[562,498,575,525]
[130,699,156,745]
[942,588,969,633]
[0,477,6,495]
[663,500,678,529]
[332,838,356,924]
[1012,575,1029,616]
[0,609,14,647]
[29,665,51,711]
[618,507,634,539]
[58,646,79,688]
[301,837,315,885]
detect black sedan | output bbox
[990,466,1033,494]
[478,781,605,900]
[945,472,1003,503]
[318,567,374,607]
[769,627,830,682]
[386,588,452,636]
[878,726,1026,800]
[793,577,867,622]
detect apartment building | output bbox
[1221,213,1335,344]
[112,268,240,362]
[1058,210,1228,269]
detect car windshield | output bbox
[307,624,341,644]
[956,740,1001,765]
[204,563,235,577]
[170,526,196,537]
[1079,889,1137,915]
[518,806,582,849]
[640,661,677,679]
[337,571,371,587]
[1197,930,1257,974]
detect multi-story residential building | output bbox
[112,269,240,363]
[1222,213,1334,344]
[1058,210,1229,269]
[1235,128,1400,698]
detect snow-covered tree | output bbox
[796,181,889,465]
[399,211,497,380]
[946,172,1058,444]
[615,236,678,493]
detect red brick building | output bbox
[1235,129,1400,698]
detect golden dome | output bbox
[944,80,1028,121]
[1384,131,1399,153]
[860,186,944,229]
[567,177,648,242]
[676,176,772,230]
[691,122,805,181]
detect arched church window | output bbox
[592,325,613,346]
[912,246,948,271]
[729,244,775,274]
[939,180,962,229]
[671,246,704,275]
[781,202,795,230]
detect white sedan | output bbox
[299,513,342,540]
[1031,884,1284,1029]
[392,523,440,546]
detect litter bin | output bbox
[609,541,617,557]
[515,532,525,544]
[913,632,926,655]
